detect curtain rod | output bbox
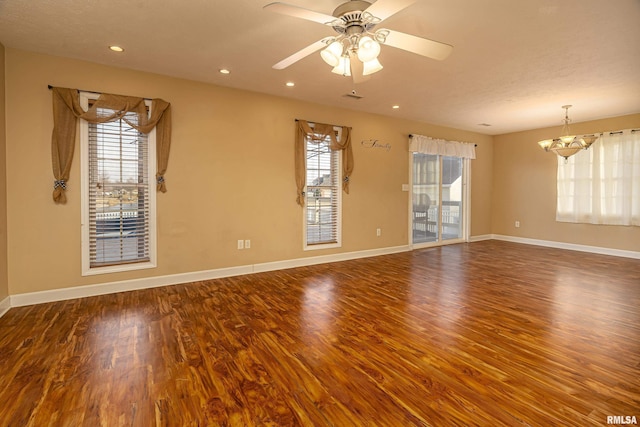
[408,129,638,141]
[295,118,350,129]
[409,134,477,147]
[47,85,153,101]
[593,129,639,135]
[538,129,639,138]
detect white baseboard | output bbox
[253,245,409,273]
[469,234,492,242]
[0,296,10,318]
[490,234,640,259]
[3,236,636,315]
[9,265,254,308]
[8,245,411,309]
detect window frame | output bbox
[303,126,342,251]
[80,91,157,276]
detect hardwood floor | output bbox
[0,240,639,426]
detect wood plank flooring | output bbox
[0,240,639,426]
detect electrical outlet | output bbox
[376,228,381,237]
[237,239,244,250]
[244,239,251,249]
[515,221,520,228]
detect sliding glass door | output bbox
[412,153,467,246]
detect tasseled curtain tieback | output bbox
[343,176,350,183]
[157,176,165,184]
[54,180,67,190]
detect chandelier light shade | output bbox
[537,105,598,160]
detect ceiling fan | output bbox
[263,0,453,83]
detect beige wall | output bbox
[4,49,493,295]
[3,48,637,298]
[492,114,640,251]
[0,43,8,301]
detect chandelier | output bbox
[537,105,598,160]
[319,11,387,77]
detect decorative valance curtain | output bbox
[409,134,476,159]
[50,87,172,204]
[294,119,353,206]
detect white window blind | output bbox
[557,129,640,226]
[81,92,156,274]
[305,128,341,248]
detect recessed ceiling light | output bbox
[109,45,124,52]
[392,105,400,109]
[219,69,230,74]
[286,82,295,87]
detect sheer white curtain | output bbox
[557,129,640,225]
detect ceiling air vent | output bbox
[343,92,364,100]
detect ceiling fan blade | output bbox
[349,51,370,84]
[365,0,416,21]
[263,2,335,25]
[273,39,327,69]
[381,29,453,60]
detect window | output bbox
[304,127,342,249]
[557,129,640,226]
[80,92,157,275]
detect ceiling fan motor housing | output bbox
[332,0,372,17]
[332,0,376,35]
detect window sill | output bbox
[304,242,342,251]
[82,260,157,276]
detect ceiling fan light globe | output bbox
[331,56,351,76]
[320,41,343,66]
[362,57,383,75]
[357,36,381,62]
[320,49,339,66]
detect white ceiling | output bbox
[1,0,639,135]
